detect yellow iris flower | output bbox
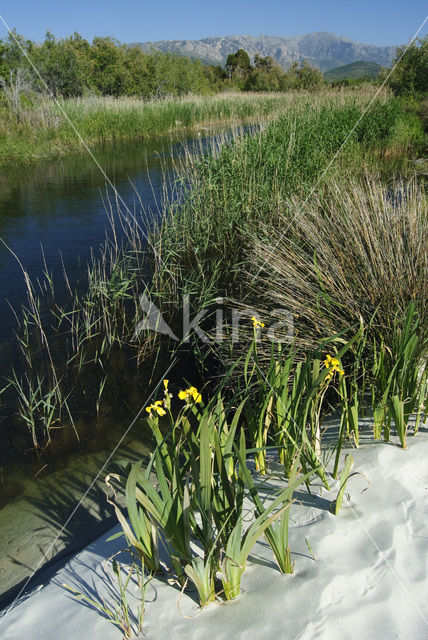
[251,316,265,328]
[324,354,344,378]
[145,400,167,417]
[178,386,202,403]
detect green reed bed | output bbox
[150,93,423,315]
[146,89,426,456]
[148,92,426,401]
[0,91,309,166]
[1,88,425,635]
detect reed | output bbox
[0,91,312,166]
[249,177,427,355]
[150,93,422,315]
[2,89,425,460]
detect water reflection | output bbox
[0,126,243,604]
[0,137,180,341]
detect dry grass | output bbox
[248,176,427,349]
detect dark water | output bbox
[0,136,184,340]
[0,130,225,606]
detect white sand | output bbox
[1,428,427,640]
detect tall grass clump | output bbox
[244,176,427,444]
[248,176,427,351]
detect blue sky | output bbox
[0,1,427,47]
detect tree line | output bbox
[0,31,324,99]
[0,30,426,101]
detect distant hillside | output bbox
[133,32,396,72]
[324,60,383,81]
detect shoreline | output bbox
[0,88,383,168]
[0,92,293,168]
[1,426,427,639]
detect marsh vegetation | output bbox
[0,80,426,616]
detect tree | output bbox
[0,67,33,121]
[31,31,92,97]
[384,36,428,97]
[2,30,32,71]
[226,49,252,79]
[246,55,285,91]
[91,37,131,96]
[295,61,323,90]
[0,42,8,79]
[254,54,275,72]
[204,64,227,91]
[281,61,324,90]
[122,45,150,96]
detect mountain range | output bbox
[133,32,396,72]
